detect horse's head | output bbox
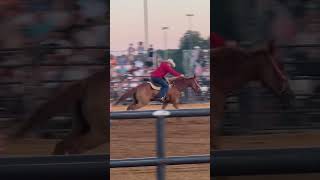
[187,75,201,95]
[171,75,201,94]
[257,40,296,108]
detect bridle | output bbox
[170,76,201,93]
[186,76,201,93]
[193,78,201,92]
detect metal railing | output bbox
[110,108,210,180]
[0,154,108,179]
[212,147,320,176]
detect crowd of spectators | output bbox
[110,42,210,100]
[0,0,107,82]
[111,42,155,79]
[234,0,320,132]
[0,0,107,114]
[110,42,159,99]
[270,0,320,94]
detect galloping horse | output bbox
[212,41,295,151]
[113,76,201,110]
[2,70,108,155]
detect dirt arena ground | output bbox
[1,102,320,179]
[111,103,210,180]
[110,103,320,180]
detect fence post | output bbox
[153,110,171,180]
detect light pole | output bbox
[185,14,194,102]
[162,26,169,60]
[144,0,149,50]
[186,14,194,50]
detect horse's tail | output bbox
[11,81,85,139]
[113,87,138,105]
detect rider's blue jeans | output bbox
[151,77,169,98]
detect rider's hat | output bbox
[166,59,176,67]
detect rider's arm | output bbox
[163,63,181,77]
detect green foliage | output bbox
[169,49,184,74]
[155,30,208,74]
[179,30,209,50]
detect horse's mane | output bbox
[171,77,192,83]
[170,77,193,90]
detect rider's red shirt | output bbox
[151,62,181,78]
[211,32,225,48]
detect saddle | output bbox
[147,78,172,90]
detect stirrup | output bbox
[160,96,167,102]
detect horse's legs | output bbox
[127,102,147,111]
[162,103,169,109]
[54,87,108,155]
[64,131,107,154]
[212,93,229,180]
[127,103,136,110]
[212,92,226,150]
[172,98,182,120]
[172,102,179,109]
[53,133,78,155]
[172,95,180,109]
[67,93,109,154]
[53,130,107,155]
[127,89,152,111]
[127,102,147,110]
[53,104,88,155]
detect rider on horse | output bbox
[151,59,184,102]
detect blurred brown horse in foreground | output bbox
[1,70,108,155]
[113,76,201,110]
[212,41,296,151]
